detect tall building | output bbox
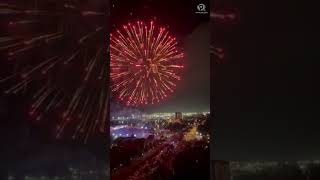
[175,112,182,120]
[214,160,231,180]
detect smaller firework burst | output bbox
[211,12,236,62]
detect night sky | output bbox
[148,23,210,113]
[213,0,320,160]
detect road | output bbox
[111,133,185,180]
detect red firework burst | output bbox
[110,20,184,106]
[0,2,108,143]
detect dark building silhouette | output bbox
[175,112,182,120]
[214,160,231,180]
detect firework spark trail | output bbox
[111,20,184,106]
[210,12,235,20]
[211,46,225,59]
[0,2,108,142]
[211,12,236,62]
